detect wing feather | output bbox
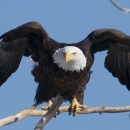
[0,38,27,86]
[107,45,115,74]
[110,44,116,77]
[117,52,124,85]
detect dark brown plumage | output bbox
[0,22,130,112]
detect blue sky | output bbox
[0,0,130,130]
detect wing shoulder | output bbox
[0,21,49,42]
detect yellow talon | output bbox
[71,98,87,116]
[41,100,53,110]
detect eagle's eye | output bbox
[72,52,76,55]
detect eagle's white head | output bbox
[52,46,87,72]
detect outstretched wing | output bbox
[0,21,59,86]
[86,28,130,90]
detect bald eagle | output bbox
[0,22,130,116]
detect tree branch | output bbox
[110,0,130,13]
[1,105,130,127]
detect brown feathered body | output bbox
[32,39,93,105]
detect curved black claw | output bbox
[57,109,60,115]
[54,109,60,118]
[29,103,37,110]
[68,106,72,116]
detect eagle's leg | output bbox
[70,98,87,116]
[41,100,53,111]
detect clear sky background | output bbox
[0,0,130,130]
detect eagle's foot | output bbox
[70,98,87,116]
[41,100,53,111]
[42,100,59,118]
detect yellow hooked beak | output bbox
[65,53,74,63]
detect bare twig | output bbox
[34,94,63,130]
[110,0,130,13]
[1,105,130,127]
